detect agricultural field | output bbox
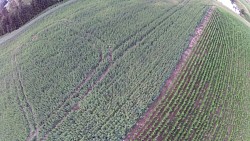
[126,7,250,140]
[0,0,249,140]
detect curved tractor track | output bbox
[39,48,113,141]
[125,6,215,141]
[11,47,39,141]
[30,1,191,140]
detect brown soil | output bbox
[40,48,113,141]
[26,128,39,141]
[194,82,209,108]
[215,105,222,116]
[72,103,80,111]
[37,46,103,128]
[224,126,232,141]
[139,65,208,140]
[80,48,113,99]
[188,130,196,141]
[32,35,38,41]
[12,49,39,141]
[124,7,215,140]
[39,46,101,124]
[168,107,180,122]
[156,134,164,141]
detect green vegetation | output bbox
[0,0,210,140]
[236,0,250,22]
[0,0,249,140]
[239,0,250,12]
[126,7,250,140]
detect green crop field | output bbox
[126,7,250,140]
[0,0,249,141]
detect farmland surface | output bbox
[126,7,250,141]
[0,0,249,140]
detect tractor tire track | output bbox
[25,1,188,140]
[35,35,103,125]
[3,1,181,140]
[13,78,33,132]
[30,32,106,141]
[124,6,215,140]
[39,49,113,141]
[11,48,39,141]
[103,1,190,97]
[82,4,206,140]
[38,0,188,126]
[112,0,188,53]
[36,1,188,138]
[111,0,190,63]
[34,51,102,141]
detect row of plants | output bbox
[127,7,250,141]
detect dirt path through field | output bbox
[26,32,107,141]
[39,49,113,141]
[0,0,78,46]
[124,6,215,140]
[11,47,39,141]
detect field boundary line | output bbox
[10,47,39,141]
[81,4,207,140]
[124,6,215,140]
[0,0,78,46]
[37,1,190,138]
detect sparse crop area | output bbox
[0,0,249,141]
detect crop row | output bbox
[127,7,217,140]
[43,0,211,140]
[126,7,250,141]
[18,0,191,140]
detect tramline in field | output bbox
[0,0,249,140]
[125,7,250,141]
